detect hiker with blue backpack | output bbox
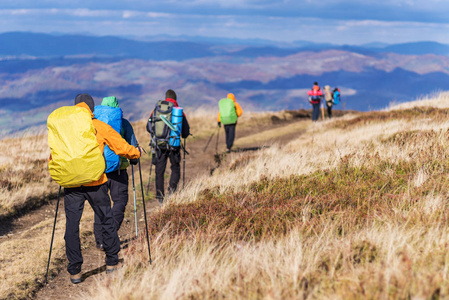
[92,96,140,251]
[307,82,323,121]
[47,93,140,284]
[333,87,341,107]
[146,89,190,205]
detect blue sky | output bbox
[1,0,448,44]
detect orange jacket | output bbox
[217,97,243,122]
[50,102,141,187]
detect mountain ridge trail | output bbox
[3,117,309,299]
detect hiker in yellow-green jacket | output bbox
[217,93,243,153]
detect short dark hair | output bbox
[165,89,177,100]
[313,82,318,86]
[74,93,95,112]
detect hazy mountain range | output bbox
[1,32,449,134]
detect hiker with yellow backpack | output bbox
[92,96,140,251]
[217,93,243,153]
[47,93,140,284]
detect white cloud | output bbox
[0,4,448,44]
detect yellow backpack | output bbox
[47,106,105,188]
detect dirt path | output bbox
[13,118,310,299]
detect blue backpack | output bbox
[93,105,123,173]
[333,89,341,105]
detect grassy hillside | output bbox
[80,91,449,299]
[3,92,449,298]
[0,132,57,218]
[1,107,302,299]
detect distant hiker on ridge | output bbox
[307,82,323,122]
[146,89,190,205]
[333,87,341,108]
[47,93,140,284]
[323,85,334,119]
[92,96,140,251]
[217,93,243,153]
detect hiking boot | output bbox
[70,272,82,284]
[106,263,121,274]
[226,149,231,153]
[96,243,105,251]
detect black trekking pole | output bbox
[215,126,220,153]
[181,137,190,189]
[203,127,218,153]
[131,165,138,237]
[45,186,62,284]
[183,138,186,189]
[138,154,152,264]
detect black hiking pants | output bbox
[224,124,236,150]
[327,104,332,119]
[64,184,120,275]
[93,169,129,247]
[155,148,181,202]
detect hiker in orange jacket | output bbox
[307,82,323,121]
[56,93,140,284]
[217,93,243,153]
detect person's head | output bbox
[313,82,318,86]
[324,85,330,90]
[227,93,236,102]
[74,93,95,112]
[101,96,119,108]
[165,89,177,100]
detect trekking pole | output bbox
[321,102,325,120]
[180,135,190,189]
[131,165,138,237]
[203,127,218,152]
[215,126,220,153]
[45,186,62,284]
[145,145,153,193]
[137,154,152,264]
[182,138,186,188]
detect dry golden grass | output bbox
[0,131,58,218]
[388,90,449,110]
[87,222,449,299]
[81,91,449,299]
[0,105,291,299]
[7,92,449,299]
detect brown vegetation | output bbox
[5,92,449,299]
[1,108,298,299]
[82,91,449,299]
